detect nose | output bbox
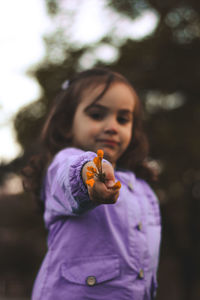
[103,116,119,135]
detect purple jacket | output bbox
[32,148,161,300]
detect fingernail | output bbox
[106,180,115,187]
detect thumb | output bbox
[106,179,116,188]
[102,163,115,188]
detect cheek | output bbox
[87,123,101,135]
[123,126,132,144]
[81,123,100,139]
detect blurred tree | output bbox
[1,0,200,299]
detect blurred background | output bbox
[1,0,200,299]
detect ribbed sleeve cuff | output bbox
[69,151,96,206]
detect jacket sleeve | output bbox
[43,148,98,228]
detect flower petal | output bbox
[111,181,121,190]
[97,149,104,158]
[86,178,95,187]
[87,166,97,173]
[86,171,94,179]
[93,156,101,170]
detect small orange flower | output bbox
[87,166,97,174]
[86,178,95,187]
[93,156,101,171]
[97,149,104,159]
[111,181,121,190]
[86,171,95,180]
[86,149,121,191]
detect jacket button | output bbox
[86,276,96,286]
[138,269,144,279]
[137,222,142,231]
[128,182,134,191]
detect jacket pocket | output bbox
[61,255,120,285]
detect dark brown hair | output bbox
[22,67,157,208]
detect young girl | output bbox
[23,68,161,300]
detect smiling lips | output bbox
[97,139,120,147]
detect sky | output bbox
[0,0,158,163]
[0,0,50,162]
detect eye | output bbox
[89,112,104,121]
[117,116,131,124]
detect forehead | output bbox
[80,81,136,110]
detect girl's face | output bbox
[71,82,136,166]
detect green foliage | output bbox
[106,0,150,18]
[45,0,59,16]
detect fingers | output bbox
[102,162,115,180]
[101,163,116,188]
[83,160,120,205]
[88,180,119,205]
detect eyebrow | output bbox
[84,103,133,115]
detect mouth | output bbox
[96,139,120,148]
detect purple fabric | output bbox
[32,147,161,300]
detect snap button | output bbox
[86,276,96,286]
[137,222,142,231]
[128,182,134,191]
[138,269,144,279]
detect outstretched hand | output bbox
[82,161,120,204]
[81,150,121,205]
